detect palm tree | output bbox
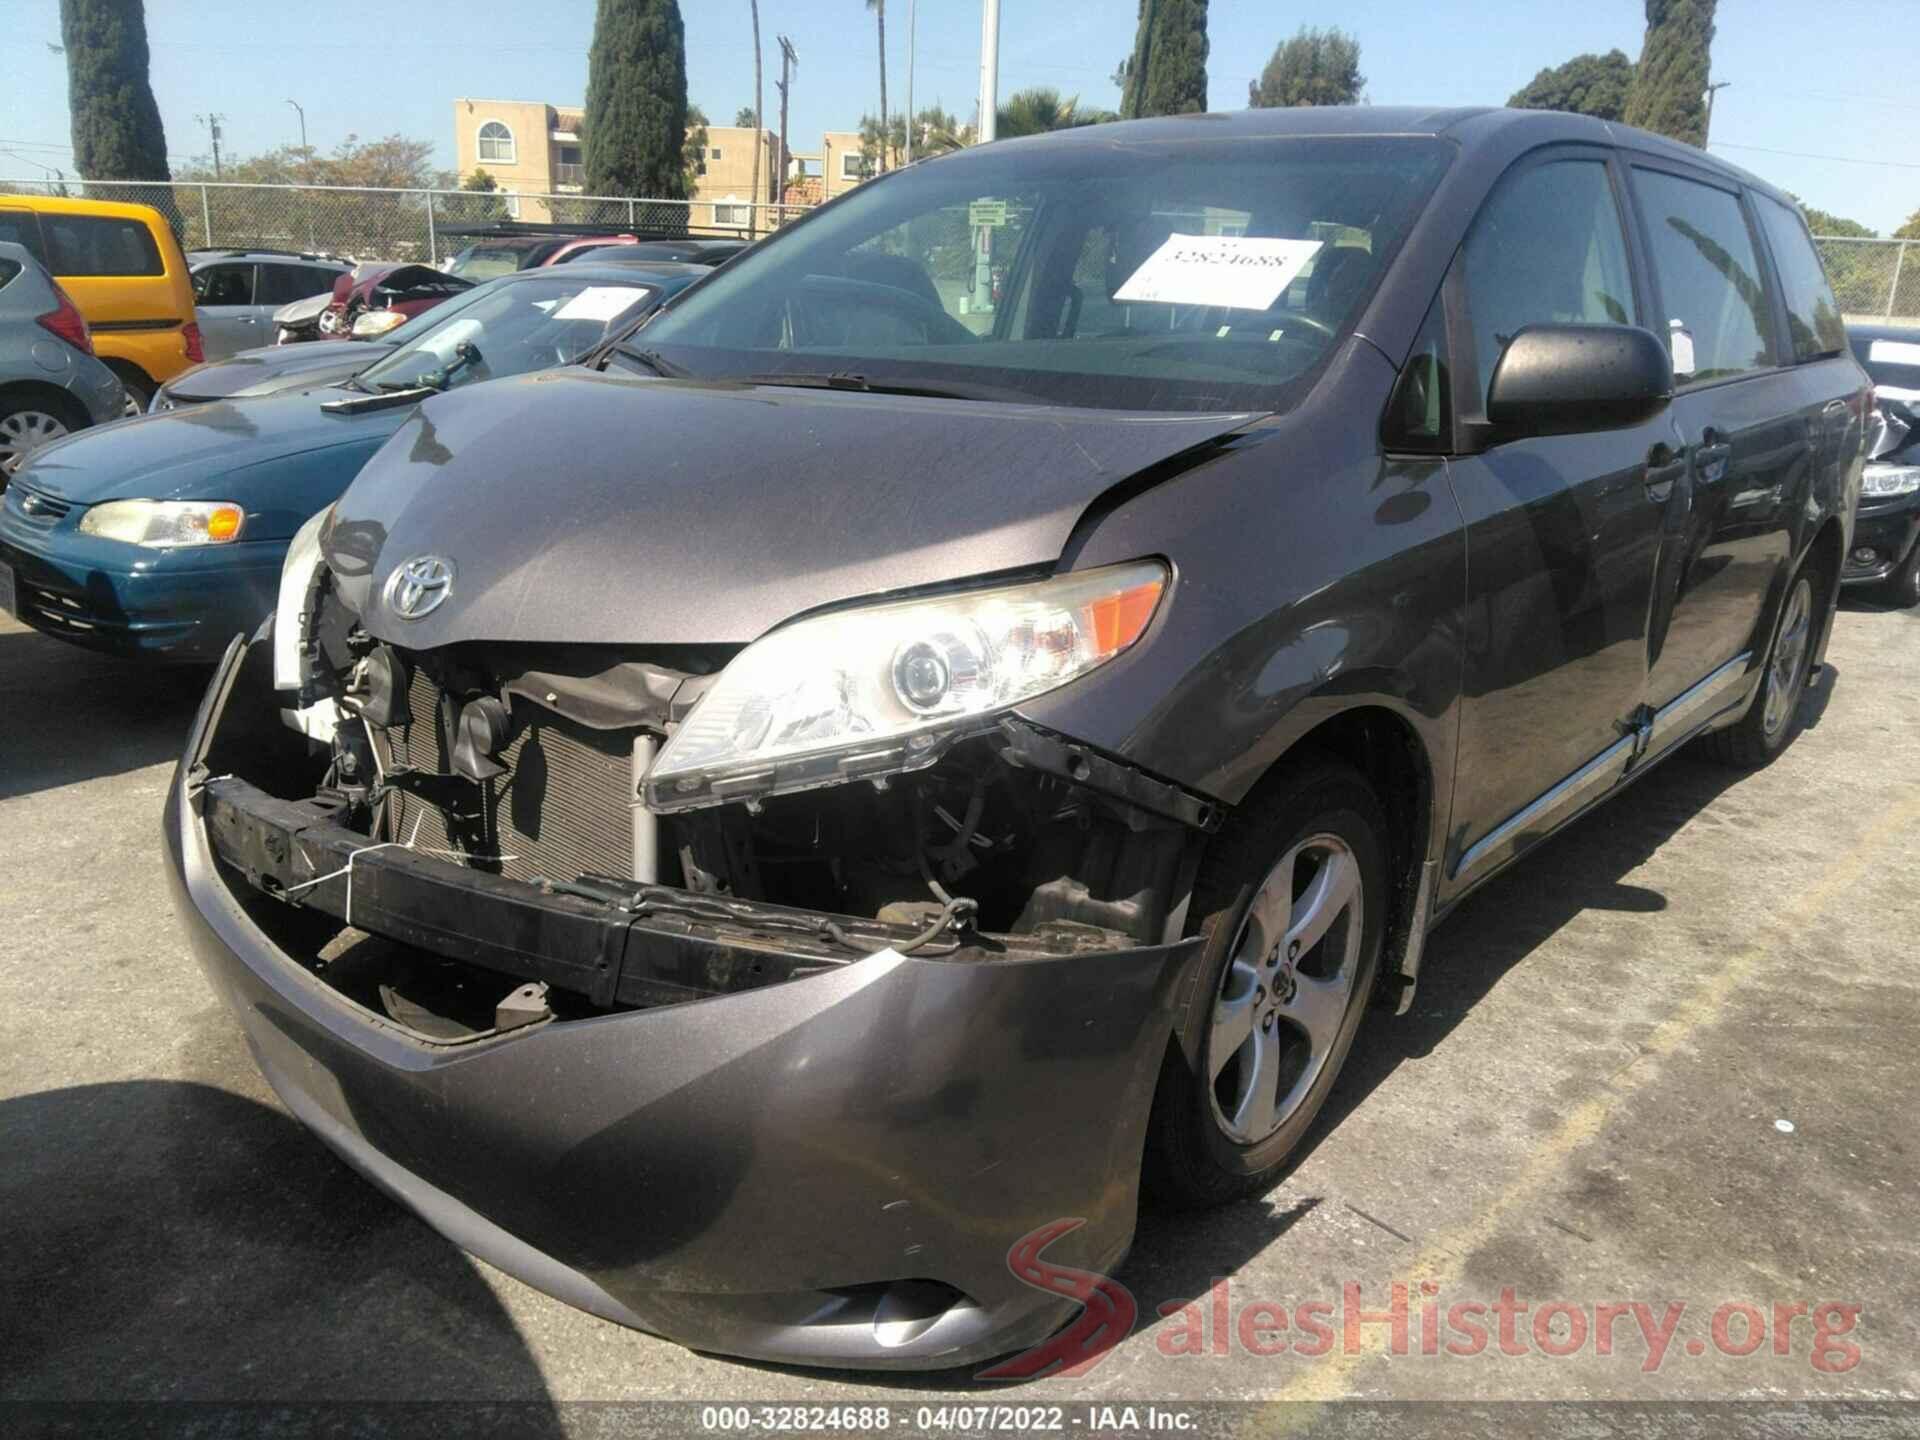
[866,0,888,173]
[995,87,1119,138]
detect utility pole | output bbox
[196,113,227,179]
[750,0,764,235]
[977,0,1000,144]
[1704,80,1731,143]
[776,35,797,221]
[904,0,916,164]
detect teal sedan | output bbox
[0,262,696,660]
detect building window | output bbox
[710,147,723,162]
[477,121,515,164]
[840,151,868,181]
[715,197,750,226]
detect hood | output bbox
[20,390,406,537]
[168,341,392,402]
[325,367,1255,647]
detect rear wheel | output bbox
[100,361,153,416]
[1704,567,1819,768]
[1143,756,1386,1208]
[0,392,85,478]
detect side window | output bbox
[1461,159,1636,414]
[1631,168,1777,383]
[0,212,47,266]
[43,215,164,278]
[193,263,254,306]
[1753,194,1846,362]
[257,264,334,305]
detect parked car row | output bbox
[0,107,1899,1375]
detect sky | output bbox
[1,0,1915,234]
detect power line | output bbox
[1711,140,1920,171]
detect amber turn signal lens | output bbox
[205,505,244,543]
[1089,577,1164,654]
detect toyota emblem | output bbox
[384,555,454,620]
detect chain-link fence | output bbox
[1812,236,1919,324]
[0,179,813,267]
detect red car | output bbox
[319,263,473,339]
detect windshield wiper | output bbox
[375,340,482,394]
[742,371,999,402]
[610,345,690,378]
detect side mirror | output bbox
[1487,323,1673,438]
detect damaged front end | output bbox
[166,529,1216,1369]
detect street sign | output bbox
[968,199,1009,228]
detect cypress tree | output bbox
[60,0,171,182]
[1623,0,1717,147]
[1121,0,1210,120]
[1508,50,1634,121]
[584,0,690,201]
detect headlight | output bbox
[645,561,1167,812]
[78,499,244,547]
[274,505,334,690]
[351,309,407,339]
[1862,461,1920,498]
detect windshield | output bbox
[355,274,657,393]
[445,243,537,281]
[638,134,1450,412]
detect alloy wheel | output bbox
[1208,833,1364,1146]
[0,410,71,476]
[1762,576,1813,737]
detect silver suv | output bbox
[189,249,350,360]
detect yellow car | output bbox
[0,196,201,412]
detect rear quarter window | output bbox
[1753,194,1846,362]
[44,214,165,278]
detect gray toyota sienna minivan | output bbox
[166,105,1865,1371]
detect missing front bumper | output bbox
[167,635,1201,1369]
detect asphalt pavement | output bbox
[3,594,1918,1423]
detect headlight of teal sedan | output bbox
[77,499,246,547]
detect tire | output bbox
[1884,542,1920,610]
[0,391,87,480]
[101,362,153,417]
[1703,562,1822,769]
[1142,755,1387,1208]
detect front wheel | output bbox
[1143,756,1387,1208]
[1884,542,1920,610]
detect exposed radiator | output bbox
[385,667,634,885]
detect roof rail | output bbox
[435,220,741,241]
[195,246,348,263]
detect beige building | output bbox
[452,99,854,230]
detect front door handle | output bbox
[1645,442,1687,503]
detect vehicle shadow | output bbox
[0,626,210,801]
[0,1077,562,1427]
